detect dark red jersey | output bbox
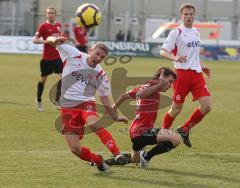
[35,21,61,60]
[127,81,160,138]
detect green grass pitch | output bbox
[0,53,240,188]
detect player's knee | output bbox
[69,145,81,156]
[200,104,211,115]
[171,134,181,147]
[170,106,182,117]
[204,104,211,114]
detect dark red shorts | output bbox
[173,69,211,103]
[60,101,98,139]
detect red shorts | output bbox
[60,101,98,139]
[173,69,211,103]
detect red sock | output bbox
[181,108,204,132]
[79,147,102,166]
[161,113,175,129]
[95,128,120,156]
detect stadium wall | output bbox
[0,35,240,61]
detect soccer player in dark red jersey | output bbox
[73,24,88,53]
[160,3,211,147]
[108,67,181,168]
[33,7,62,111]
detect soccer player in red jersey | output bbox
[46,36,128,172]
[160,3,211,147]
[33,7,62,111]
[73,24,88,53]
[110,67,181,168]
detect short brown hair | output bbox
[180,3,195,14]
[153,67,177,80]
[46,7,57,14]
[92,42,109,55]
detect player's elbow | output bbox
[137,90,144,99]
[160,48,167,57]
[120,93,130,101]
[160,48,171,59]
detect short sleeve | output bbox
[127,87,140,99]
[161,29,179,53]
[35,24,44,38]
[56,43,81,62]
[97,73,112,96]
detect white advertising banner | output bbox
[0,36,42,54]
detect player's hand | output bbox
[175,56,187,63]
[47,36,67,46]
[202,67,211,79]
[113,116,128,124]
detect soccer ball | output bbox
[76,3,102,29]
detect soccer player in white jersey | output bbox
[46,36,128,172]
[160,3,211,147]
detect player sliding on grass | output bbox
[47,36,128,172]
[105,67,181,168]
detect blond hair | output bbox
[180,3,195,14]
[92,42,109,55]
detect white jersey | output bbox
[56,43,111,107]
[162,26,202,72]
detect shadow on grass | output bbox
[94,170,210,188]
[187,152,240,163]
[147,167,240,184]
[94,164,240,186]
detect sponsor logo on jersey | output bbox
[187,41,200,48]
[71,71,91,85]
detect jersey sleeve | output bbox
[127,87,139,99]
[97,73,112,96]
[56,43,81,62]
[35,24,44,38]
[161,29,179,53]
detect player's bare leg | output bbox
[35,76,47,112]
[178,96,211,147]
[139,130,181,168]
[198,96,211,115]
[64,132,109,172]
[139,129,181,168]
[164,102,192,147]
[162,102,183,129]
[86,115,127,164]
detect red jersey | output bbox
[127,81,160,139]
[35,21,61,60]
[73,26,88,46]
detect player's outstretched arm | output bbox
[32,36,46,44]
[137,79,168,99]
[100,95,128,124]
[112,93,131,111]
[46,36,67,47]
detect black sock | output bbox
[55,79,62,102]
[37,82,44,102]
[144,141,174,161]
